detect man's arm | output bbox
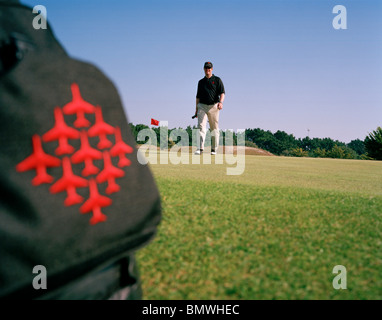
[195,79,201,117]
[218,93,225,110]
[195,98,199,116]
[217,77,225,110]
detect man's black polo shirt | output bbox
[196,75,225,105]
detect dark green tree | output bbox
[185,126,193,146]
[364,127,382,160]
[347,139,365,156]
[131,123,151,144]
[273,130,298,153]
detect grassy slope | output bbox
[137,154,382,299]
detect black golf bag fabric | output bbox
[0,1,161,298]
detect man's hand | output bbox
[217,102,223,110]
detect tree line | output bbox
[128,123,382,161]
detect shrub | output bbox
[311,148,327,158]
[245,140,258,148]
[289,148,309,157]
[327,145,357,159]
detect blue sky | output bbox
[22,0,382,143]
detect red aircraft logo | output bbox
[97,151,125,194]
[110,127,133,167]
[50,157,88,206]
[16,83,134,225]
[63,83,96,128]
[43,107,80,155]
[71,131,103,176]
[88,106,115,149]
[16,134,61,186]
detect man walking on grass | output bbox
[194,61,225,155]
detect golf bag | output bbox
[0,0,161,299]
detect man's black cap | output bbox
[204,61,213,69]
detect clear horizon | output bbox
[22,0,382,143]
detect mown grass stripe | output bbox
[138,176,382,300]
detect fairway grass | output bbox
[137,154,382,300]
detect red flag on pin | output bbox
[151,118,159,126]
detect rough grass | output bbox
[137,154,382,300]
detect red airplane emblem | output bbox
[62,83,96,128]
[88,106,115,149]
[50,157,88,206]
[16,134,61,186]
[71,131,102,176]
[80,179,112,225]
[110,127,133,167]
[97,151,125,194]
[43,107,80,155]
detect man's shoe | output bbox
[194,149,203,155]
[211,150,217,155]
